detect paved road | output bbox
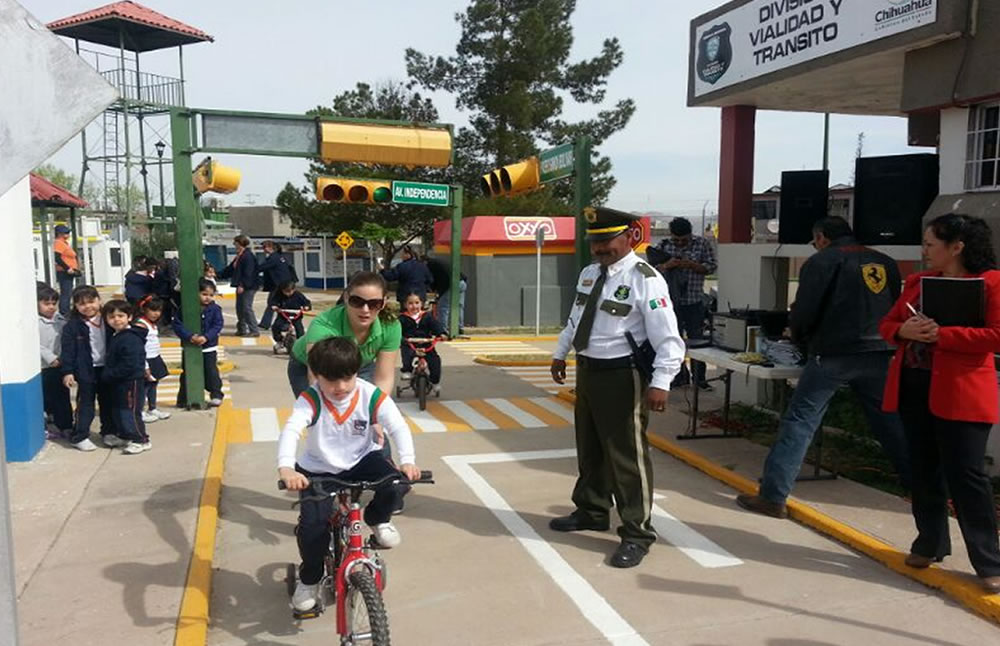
[208,340,999,646]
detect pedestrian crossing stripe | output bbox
[226,396,574,443]
[498,365,576,394]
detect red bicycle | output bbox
[396,336,444,411]
[272,307,305,355]
[280,470,433,645]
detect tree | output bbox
[276,81,448,261]
[33,163,78,192]
[405,0,635,205]
[850,132,865,185]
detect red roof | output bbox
[47,1,213,52]
[29,173,88,209]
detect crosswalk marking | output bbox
[446,340,548,357]
[498,365,576,394]
[229,396,575,443]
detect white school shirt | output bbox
[277,379,416,474]
[553,250,686,391]
[87,316,106,367]
[135,317,161,361]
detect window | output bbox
[110,248,122,267]
[966,103,1000,190]
[306,252,320,273]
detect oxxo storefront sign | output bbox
[693,0,937,97]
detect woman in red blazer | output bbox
[880,213,1000,592]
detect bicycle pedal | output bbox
[292,606,323,620]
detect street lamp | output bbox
[154,140,166,219]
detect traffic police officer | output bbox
[550,206,685,568]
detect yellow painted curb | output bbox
[174,400,232,645]
[560,390,1000,624]
[168,361,235,376]
[473,355,576,367]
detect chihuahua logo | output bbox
[861,263,887,294]
[583,207,597,223]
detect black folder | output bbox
[920,276,985,327]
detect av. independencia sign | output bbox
[692,0,937,97]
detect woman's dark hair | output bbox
[102,299,133,319]
[669,217,693,236]
[927,213,997,274]
[234,235,251,248]
[141,297,164,313]
[70,285,100,313]
[308,337,362,381]
[198,278,217,293]
[345,271,396,324]
[37,284,59,303]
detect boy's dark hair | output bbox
[669,217,693,236]
[37,284,59,303]
[132,255,149,271]
[198,278,217,293]
[102,299,133,319]
[812,216,853,241]
[143,257,160,270]
[278,280,297,292]
[307,337,362,381]
[71,285,100,307]
[141,297,164,312]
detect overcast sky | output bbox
[29,0,923,218]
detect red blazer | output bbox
[880,270,1000,424]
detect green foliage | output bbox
[406,0,635,205]
[275,81,447,261]
[33,164,78,192]
[130,226,177,260]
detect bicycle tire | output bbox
[344,570,390,646]
[416,374,428,411]
[284,330,296,354]
[285,563,296,598]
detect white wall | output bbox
[939,107,969,195]
[0,177,42,385]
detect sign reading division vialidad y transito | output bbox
[391,180,450,207]
[693,0,937,97]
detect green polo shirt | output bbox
[291,304,402,365]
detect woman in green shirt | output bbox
[287,272,401,397]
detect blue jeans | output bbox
[759,352,911,504]
[674,301,706,384]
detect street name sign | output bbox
[391,181,450,207]
[539,143,575,183]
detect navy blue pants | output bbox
[70,369,114,444]
[113,379,148,443]
[42,367,73,432]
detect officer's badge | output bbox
[862,263,887,294]
[352,419,368,435]
[583,207,597,224]
[614,285,631,300]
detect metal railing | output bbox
[100,69,184,107]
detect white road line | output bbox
[650,503,742,569]
[250,407,281,442]
[444,450,649,646]
[397,403,447,433]
[484,398,545,427]
[527,397,574,423]
[440,400,498,430]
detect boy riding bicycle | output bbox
[277,337,420,613]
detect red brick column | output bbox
[718,106,756,244]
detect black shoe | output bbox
[696,381,714,392]
[736,494,788,519]
[549,512,610,532]
[610,541,648,568]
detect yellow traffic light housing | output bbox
[316,177,393,205]
[192,157,241,195]
[480,157,540,197]
[319,122,452,168]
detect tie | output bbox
[572,266,608,353]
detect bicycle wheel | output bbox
[343,570,390,646]
[285,563,297,598]
[415,374,428,411]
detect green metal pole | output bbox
[448,185,463,338]
[573,135,593,271]
[170,109,206,408]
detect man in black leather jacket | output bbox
[737,217,911,518]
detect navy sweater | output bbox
[172,302,224,350]
[103,326,148,383]
[60,316,111,384]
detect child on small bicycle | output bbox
[277,337,420,613]
[399,292,447,394]
[270,280,311,349]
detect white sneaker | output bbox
[141,411,158,424]
[432,384,441,396]
[372,522,401,549]
[72,438,97,452]
[208,398,223,407]
[291,581,320,612]
[122,441,148,455]
[400,372,412,381]
[102,435,126,448]
[151,409,171,420]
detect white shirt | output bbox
[135,317,161,365]
[277,379,416,474]
[554,251,685,391]
[87,316,106,367]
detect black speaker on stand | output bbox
[854,154,938,246]
[778,170,830,244]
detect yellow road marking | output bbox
[424,401,472,432]
[466,399,521,429]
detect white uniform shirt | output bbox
[277,379,416,474]
[87,316,106,367]
[135,317,161,366]
[554,251,685,391]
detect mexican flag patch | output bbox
[649,298,668,310]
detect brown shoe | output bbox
[981,576,1000,593]
[904,553,941,569]
[736,494,787,519]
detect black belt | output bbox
[577,355,634,370]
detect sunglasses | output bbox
[347,295,384,311]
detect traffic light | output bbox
[480,157,540,198]
[192,157,241,195]
[316,177,393,205]
[319,122,452,168]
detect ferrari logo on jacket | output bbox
[861,263,887,294]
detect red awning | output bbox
[29,173,88,208]
[47,1,213,52]
[433,215,651,248]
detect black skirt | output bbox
[147,355,170,381]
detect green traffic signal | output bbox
[372,186,392,203]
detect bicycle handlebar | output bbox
[278,470,434,497]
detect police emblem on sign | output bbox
[353,419,368,435]
[697,23,732,85]
[862,263,887,294]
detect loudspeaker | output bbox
[778,170,830,244]
[854,154,938,246]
